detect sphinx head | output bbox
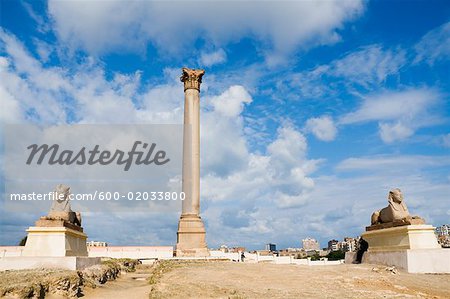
[388,188,403,204]
[55,184,70,202]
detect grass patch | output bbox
[101,258,140,272]
[148,260,185,285]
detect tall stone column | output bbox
[175,67,209,257]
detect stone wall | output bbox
[87,246,173,259]
[1,245,173,260]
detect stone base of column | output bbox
[176,214,209,257]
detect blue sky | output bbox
[0,0,449,250]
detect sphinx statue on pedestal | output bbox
[37,184,82,230]
[47,184,81,226]
[24,184,89,258]
[367,188,425,231]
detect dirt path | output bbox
[82,270,151,299]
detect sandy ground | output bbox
[149,262,450,299]
[82,261,450,299]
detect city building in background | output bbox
[436,224,450,248]
[217,245,246,253]
[328,239,339,251]
[327,237,360,252]
[341,237,358,252]
[86,240,108,247]
[302,238,320,251]
[229,247,246,253]
[265,243,277,252]
[219,245,228,252]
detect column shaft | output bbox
[181,89,200,215]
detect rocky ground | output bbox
[1,260,449,298]
[0,259,139,298]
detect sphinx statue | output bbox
[368,188,424,230]
[24,184,89,258]
[41,184,82,226]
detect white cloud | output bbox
[378,121,414,143]
[329,45,407,85]
[47,0,364,59]
[202,124,320,208]
[0,29,183,125]
[414,21,450,65]
[340,89,437,123]
[305,116,337,141]
[337,155,450,172]
[208,85,252,118]
[199,49,227,67]
[0,73,22,123]
[200,85,253,177]
[201,89,251,177]
[0,30,69,124]
[340,88,442,143]
[268,125,308,166]
[286,23,447,102]
[33,39,53,63]
[289,45,407,99]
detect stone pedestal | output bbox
[23,226,88,257]
[358,224,449,273]
[176,214,209,257]
[361,249,450,273]
[0,218,100,271]
[362,224,440,252]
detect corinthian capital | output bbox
[180,67,205,92]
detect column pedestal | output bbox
[176,214,209,257]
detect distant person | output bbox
[354,238,369,264]
[241,252,245,262]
